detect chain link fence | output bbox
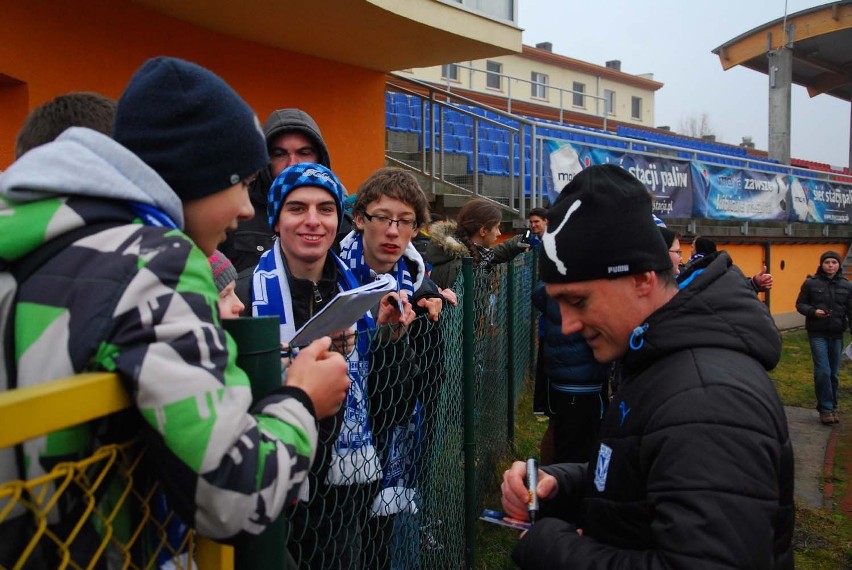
[1,253,537,569]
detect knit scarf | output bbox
[251,240,380,486]
[370,402,424,516]
[474,243,496,269]
[339,230,428,516]
[337,231,420,301]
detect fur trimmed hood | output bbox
[425,220,469,260]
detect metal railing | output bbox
[439,62,610,128]
[386,74,544,219]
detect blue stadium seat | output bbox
[492,156,510,175]
[458,134,473,157]
[394,100,410,116]
[395,113,412,132]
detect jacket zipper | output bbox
[310,281,322,317]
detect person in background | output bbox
[659,227,683,275]
[532,281,608,465]
[422,197,529,290]
[0,57,350,566]
[14,92,117,159]
[500,164,792,569]
[685,235,716,264]
[531,205,550,423]
[220,108,333,271]
[527,207,547,249]
[796,250,852,425]
[681,235,773,293]
[208,249,244,318]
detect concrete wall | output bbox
[712,242,849,318]
[0,0,388,191]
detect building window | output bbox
[572,82,585,107]
[604,89,615,115]
[631,96,642,120]
[531,72,548,99]
[441,63,459,81]
[486,61,502,90]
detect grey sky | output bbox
[518,0,850,167]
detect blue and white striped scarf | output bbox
[251,240,381,486]
[339,231,430,516]
[337,231,422,301]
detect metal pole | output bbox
[462,257,476,570]
[506,261,516,446]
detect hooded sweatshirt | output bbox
[220,109,331,272]
[0,128,318,541]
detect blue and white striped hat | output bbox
[267,162,345,230]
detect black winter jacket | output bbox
[513,252,794,570]
[796,268,852,339]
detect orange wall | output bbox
[0,0,386,191]
[708,242,849,317]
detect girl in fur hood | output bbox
[422,198,529,289]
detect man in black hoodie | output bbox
[500,165,793,570]
[219,108,332,271]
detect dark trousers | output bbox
[548,391,606,465]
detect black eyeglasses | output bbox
[362,212,418,230]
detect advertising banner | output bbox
[789,175,852,224]
[691,163,789,221]
[544,139,692,218]
[543,137,852,224]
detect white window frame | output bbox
[572,82,585,108]
[604,89,616,116]
[531,71,548,99]
[441,63,460,82]
[631,96,642,120]
[486,61,503,90]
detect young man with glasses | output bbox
[339,167,456,568]
[248,162,417,569]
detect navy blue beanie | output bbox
[113,57,268,202]
[267,162,345,230]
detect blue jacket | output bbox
[532,284,604,395]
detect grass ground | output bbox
[476,329,852,569]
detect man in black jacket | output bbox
[500,164,793,569]
[796,250,852,425]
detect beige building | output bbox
[399,43,663,129]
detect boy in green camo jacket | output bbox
[0,57,350,565]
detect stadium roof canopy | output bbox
[131,0,521,73]
[712,1,852,102]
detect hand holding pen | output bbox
[500,459,557,522]
[526,457,539,524]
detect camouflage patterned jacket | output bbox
[0,128,318,540]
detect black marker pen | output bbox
[526,457,539,524]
